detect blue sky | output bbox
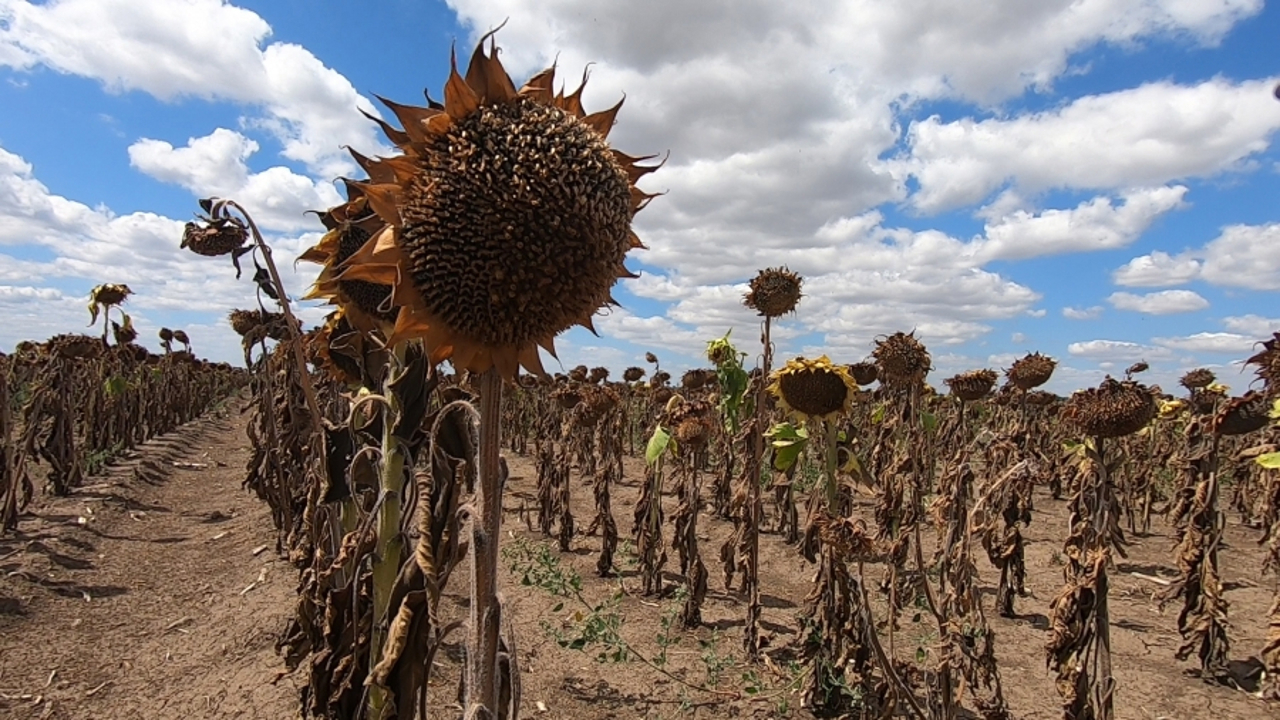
[0,0,1277,393]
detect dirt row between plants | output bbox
[0,391,299,719]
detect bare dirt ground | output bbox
[0,393,299,719]
[2,403,1277,719]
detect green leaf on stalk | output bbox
[645,426,672,465]
[1257,452,1280,470]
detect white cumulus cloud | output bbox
[1107,289,1209,315]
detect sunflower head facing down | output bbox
[310,32,660,380]
[768,355,857,423]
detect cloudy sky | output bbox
[0,0,1277,393]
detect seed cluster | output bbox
[1063,377,1155,438]
[1007,352,1056,391]
[399,97,633,347]
[743,267,803,318]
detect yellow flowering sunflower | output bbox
[768,355,857,423]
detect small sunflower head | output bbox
[180,213,248,257]
[768,355,857,422]
[589,367,610,385]
[1179,368,1216,391]
[623,366,645,383]
[847,362,878,387]
[645,352,659,365]
[1007,352,1056,391]
[744,267,803,318]
[158,327,174,344]
[945,369,998,402]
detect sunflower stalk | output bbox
[466,368,509,717]
[368,344,409,719]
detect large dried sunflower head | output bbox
[1007,352,1056,390]
[872,331,931,388]
[589,366,610,385]
[1063,377,1156,438]
[666,398,715,448]
[158,327,174,344]
[623,366,645,383]
[322,33,659,380]
[768,355,857,422]
[743,266,802,318]
[945,369,998,402]
[49,333,102,360]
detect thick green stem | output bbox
[367,347,407,718]
[468,368,505,715]
[824,419,839,513]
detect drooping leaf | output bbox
[645,426,672,465]
[1257,452,1280,470]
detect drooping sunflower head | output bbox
[872,331,931,389]
[1214,391,1270,436]
[623,366,645,383]
[768,355,857,422]
[847,362,878,387]
[945,369,998,402]
[1007,352,1056,391]
[299,194,398,332]
[589,366,610,385]
[324,33,659,380]
[743,267,803,318]
[1245,332,1280,396]
[1062,377,1155,438]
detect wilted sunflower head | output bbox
[299,196,398,333]
[623,366,645,383]
[180,211,248,257]
[945,369,998,402]
[589,366,610,385]
[847,362,878,387]
[1214,391,1270,436]
[158,327,174,344]
[743,267,803,318]
[1179,368,1216,391]
[110,316,137,345]
[1007,352,1056,391]
[1062,377,1155,438]
[645,352,659,365]
[768,355,857,422]
[1245,332,1280,396]
[872,331,931,389]
[322,32,659,380]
